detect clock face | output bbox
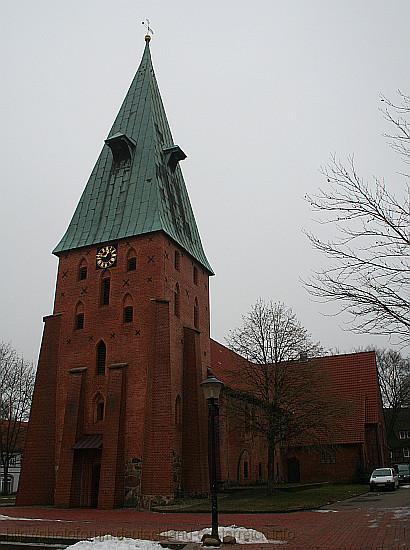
[96,245,117,269]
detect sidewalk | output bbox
[0,506,408,549]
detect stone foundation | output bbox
[124,458,142,507]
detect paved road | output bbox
[0,495,408,550]
[321,484,410,511]
[0,544,66,550]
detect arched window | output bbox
[174,283,180,317]
[174,250,180,271]
[123,294,134,323]
[96,401,104,422]
[126,248,137,271]
[74,301,85,330]
[94,393,105,422]
[100,272,110,306]
[194,297,199,329]
[96,341,106,375]
[78,258,88,281]
[193,266,198,285]
[175,395,182,427]
[238,450,251,483]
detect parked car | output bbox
[395,463,410,484]
[369,468,399,491]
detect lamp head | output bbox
[201,372,224,401]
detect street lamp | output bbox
[201,372,224,544]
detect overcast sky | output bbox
[2,0,409,363]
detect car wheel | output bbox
[369,485,374,492]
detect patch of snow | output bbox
[393,508,410,519]
[368,524,378,528]
[314,510,338,513]
[0,514,77,523]
[160,526,286,544]
[66,536,163,550]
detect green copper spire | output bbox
[53,38,213,274]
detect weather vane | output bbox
[142,18,154,41]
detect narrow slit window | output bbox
[101,278,110,305]
[127,257,137,271]
[96,401,104,422]
[193,266,198,285]
[96,342,106,375]
[74,302,85,330]
[194,298,199,329]
[175,395,182,426]
[79,266,87,280]
[75,313,84,330]
[123,305,133,323]
[174,250,180,271]
[174,284,180,317]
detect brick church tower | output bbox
[17,36,213,508]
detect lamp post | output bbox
[201,372,224,544]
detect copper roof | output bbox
[73,434,103,450]
[53,41,213,274]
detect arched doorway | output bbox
[237,450,251,484]
[90,462,101,507]
[287,457,300,483]
[71,435,103,507]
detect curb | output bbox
[0,534,194,550]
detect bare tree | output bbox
[225,300,340,494]
[0,342,35,495]
[372,348,410,440]
[305,91,410,346]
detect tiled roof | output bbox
[53,40,213,274]
[210,341,383,445]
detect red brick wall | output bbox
[218,399,268,486]
[364,423,384,473]
[55,368,87,507]
[285,445,362,483]
[213,344,387,487]
[141,299,174,497]
[181,328,208,493]
[99,363,127,508]
[16,314,60,505]
[19,231,212,506]
[162,239,211,497]
[52,233,166,480]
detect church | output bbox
[17,36,387,509]
[17,35,212,509]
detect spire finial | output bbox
[142,18,154,42]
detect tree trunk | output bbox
[385,408,399,443]
[2,462,9,496]
[267,441,275,495]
